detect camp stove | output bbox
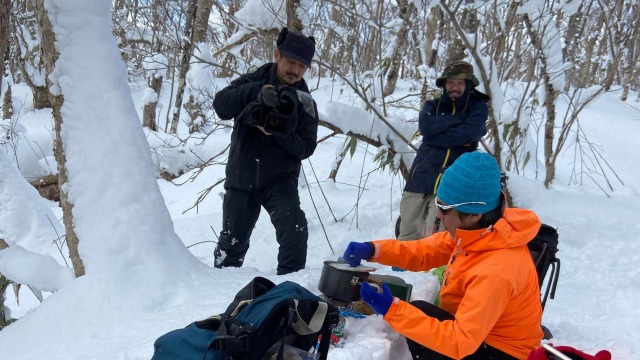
[319,294,352,308]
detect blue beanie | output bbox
[276,27,315,68]
[436,152,501,214]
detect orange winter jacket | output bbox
[370,208,543,359]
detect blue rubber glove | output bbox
[342,242,374,267]
[360,282,394,316]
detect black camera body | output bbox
[258,87,298,135]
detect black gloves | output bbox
[248,85,300,135]
[257,85,279,108]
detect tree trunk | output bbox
[0,236,11,329]
[286,0,303,31]
[179,0,214,133]
[32,85,52,109]
[562,5,583,91]
[340,0,357,74]
[542,77,557,188]
[491,2,520,81]
[142,75,161,131]
[218,0,240,78]
[523,14,558,188]
[112,0,128,63]
[194,0,214,43]
[363,0,383,71]
[0,0,12,143]
[621,27,639,101]
[328,138,350,181]
[2,85,11,121]
[460,1,478,33]
[600,2,622,91]
[169,0,198,134]
[382,0,414,97]
[141,0,163,131]
[14,18,49,109]
[35,0,84,277]
[424,6,440,68]
[577,36,597,87]
[318,4,341,77]
[0,250,11,328]
[0,0,10,91]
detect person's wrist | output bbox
[364,242,374,259]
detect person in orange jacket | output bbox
[343,151,543,360]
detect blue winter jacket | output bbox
[213,64,319,190]
[404,86,489,194]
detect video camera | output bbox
[254,86,299,135]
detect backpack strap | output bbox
[292,300,328,335]
[266,301,300,360]
[222,276,275,316]
[541,258,561,309]
[317,307,340,360]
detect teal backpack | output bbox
[152,277,339,360]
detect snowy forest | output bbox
[0,0,639,357]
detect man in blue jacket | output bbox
[212,27,318,275]
[398,61,490,241]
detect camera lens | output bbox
[268,116,281,128]
[263,112,289,135]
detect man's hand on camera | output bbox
[256,125,272,136]
[258,85,279,108]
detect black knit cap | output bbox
[276,27,316,68]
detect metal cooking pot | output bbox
[318,260,376,303]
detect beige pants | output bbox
[398,191,440,240]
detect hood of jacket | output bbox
[453,207,540,252]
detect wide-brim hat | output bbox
[435,60,480,88]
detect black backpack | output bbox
[152,276,339,360]
[527,223,561,310]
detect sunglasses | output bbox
[434,198,487,215]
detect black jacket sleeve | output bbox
[213,73,264,121]
[420,98,488,147]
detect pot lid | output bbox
[325,261,376,272]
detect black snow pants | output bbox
[213,176,308,275]
[406,301,518,360]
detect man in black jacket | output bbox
[212,28,318,275]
